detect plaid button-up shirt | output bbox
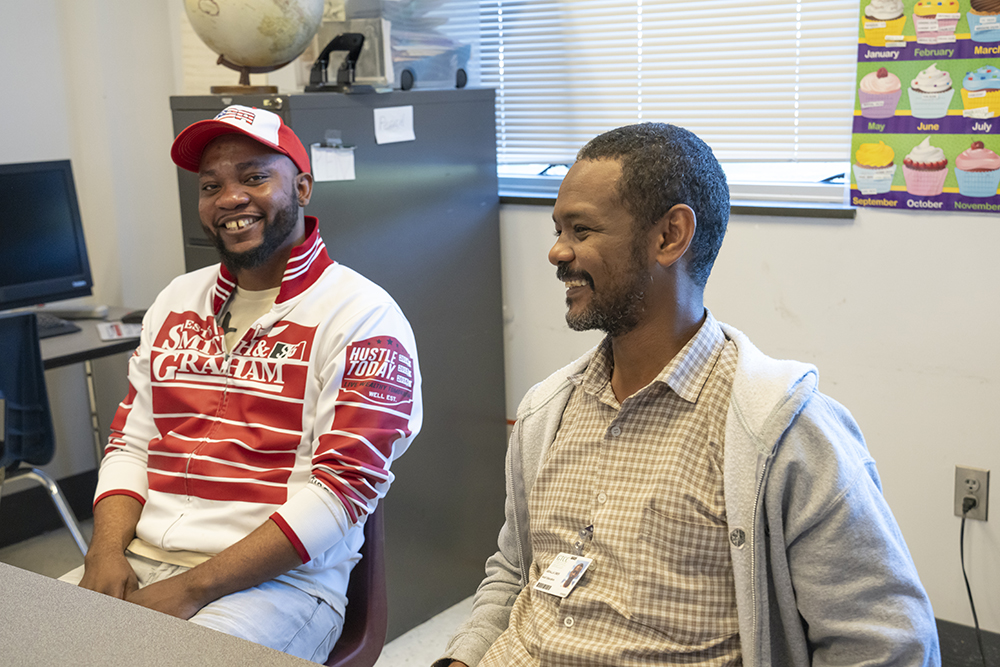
[483,312,742,666]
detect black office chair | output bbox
[0,312,88,555]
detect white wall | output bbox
[1,2,73,162]
[56,0,187,308]
[499,202,1000,632]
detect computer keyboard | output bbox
[35,312,82,339]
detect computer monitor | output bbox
[0,160,93,311]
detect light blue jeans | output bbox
[60,552,343,663]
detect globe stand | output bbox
[210,55,290,95]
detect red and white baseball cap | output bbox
[171,105,311,174]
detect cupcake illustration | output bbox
[863,0,907,47]
[961,65,1000,118]
[955,141,1000,197]
[902,137,948,196]
[853,141,897,194]
[860,67,902,118]
[913,0,961,44]
[908,64,955,119]
[968,0,1000,43]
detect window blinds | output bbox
[478,0,860,165]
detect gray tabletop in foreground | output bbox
[0,563,314,665]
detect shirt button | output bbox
[563,616,574,628]
[610,425,622,436]
[597,492,607,504]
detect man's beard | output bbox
[211,198,300,274]
[556,236,649,338]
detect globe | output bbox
[185,0,324,77]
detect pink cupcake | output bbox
[955,140,1000,197]
[913,0,961,44]
[859,67,902,118]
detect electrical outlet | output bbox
[954,466,989,521]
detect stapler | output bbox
[305,33,373,93]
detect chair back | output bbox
[325,503,388,667]
[0,313,55,472]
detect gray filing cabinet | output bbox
[170,89,506,640]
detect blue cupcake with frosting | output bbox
[961,65,1000,118]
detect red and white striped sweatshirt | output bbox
[94,217,422,613]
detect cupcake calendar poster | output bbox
[853,0,1000,211]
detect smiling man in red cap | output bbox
[61,105,423,662]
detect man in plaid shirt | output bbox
[437,123,938,667]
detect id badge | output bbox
[533,552,593,598]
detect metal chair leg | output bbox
[12,468,89,556]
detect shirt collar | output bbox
[212,216,332,315]
[570,309,726,405]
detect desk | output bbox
[0,562,312,665]
[38,307,140,464]
[40,307,140,370]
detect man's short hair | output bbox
[576,123,729,288]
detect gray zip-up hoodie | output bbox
[437,323,939,667]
